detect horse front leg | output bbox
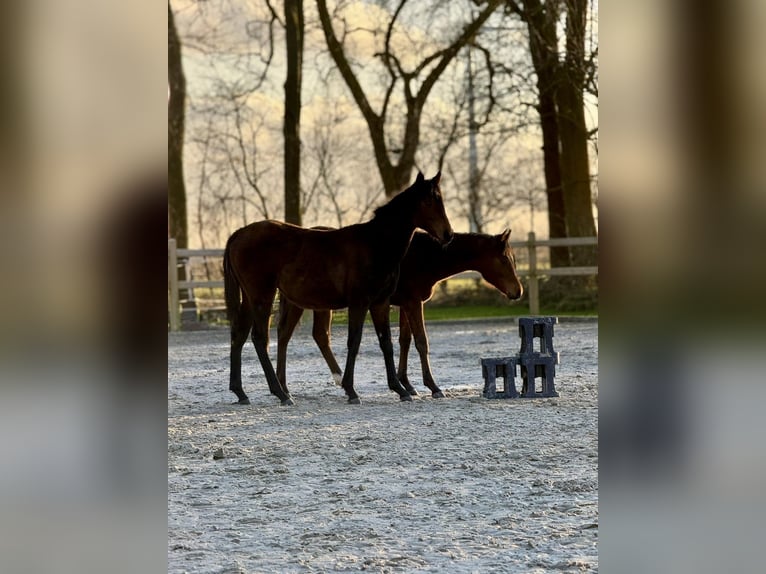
[400,300,444,398]
[340,305,367,404]
[312,310,343,386]
[229,300,253,404]
[370,301,413,402]
[276,295,304,394]
[396,308,418,396]
[252,301,295,406]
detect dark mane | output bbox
[373,181,423,219]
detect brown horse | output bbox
[223,172,453,405]
[276,230,524,398]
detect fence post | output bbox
[168,238,180,332]
[527,231,539,315]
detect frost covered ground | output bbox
[169,318,598,573]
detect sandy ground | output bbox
[168,318,598,573]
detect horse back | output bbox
[230,220,389,309]
[229,220,303,269]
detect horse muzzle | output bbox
[506,285,524,301]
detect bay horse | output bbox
[223,172,453,405]
[276,230,524,398]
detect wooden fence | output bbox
[168,233,597,331]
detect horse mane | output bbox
[372,180,422,220]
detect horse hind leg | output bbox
[401,301,444,398]
[251,301,295,406]
[396,308,418,396]
[276,296,304,393]
[340,305,367,404]
[312,310,343,386]
[229,301,253,404]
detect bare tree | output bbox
[316,0,505,197]
[557,0,597,265]
[178,0,282,247]
[505,0,597,267]
[302,98,382,227]
[507,0,569,265]
[415,21,534,236]
[175,0,596,268]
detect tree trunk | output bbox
[168,3,187,248]
[467,48,483,233]
[284,0,303,225]
[168,3,195,321]
[557,0,597,266]
[522,0,570,267]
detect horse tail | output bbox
[223,229,243,325]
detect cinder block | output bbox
[518,353,559,398]
[480,317,561,399]
[480,356,518,399]
[518,316,558,355]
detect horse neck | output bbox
[437,233,492,278]
[377,220,417,261]
[369,202,419,260]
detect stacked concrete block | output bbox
[481,317,560,399]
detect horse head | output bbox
[412,171,454,245]
[483,229,524,300]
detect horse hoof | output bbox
[432,391,445,399]
[400,394,413,402]
[408,388,419,396]
[348,397,361,405]
[281,397,295,406]
[234,398,251,405]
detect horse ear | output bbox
[432,171,442,185]
[416,172,425,183]
[500,228,511,243]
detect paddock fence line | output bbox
[168,232,598,331]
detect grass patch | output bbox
[423,305,596,321]
[424,305,527,322]
[328,304,596,325]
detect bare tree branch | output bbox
[317,0,504,195]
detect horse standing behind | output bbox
[277,230,524,398]
[223,172,453,405]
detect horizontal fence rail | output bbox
[168,232,597,331]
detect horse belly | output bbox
[279,274,347,310]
